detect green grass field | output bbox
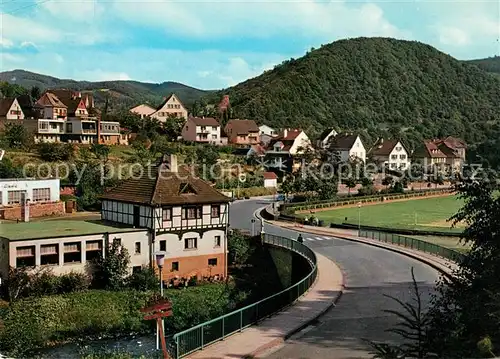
[305,196,465,233]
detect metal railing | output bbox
[171,233,318,358]
[359,229,465,263]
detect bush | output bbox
[126,267,159,291]
[0,284,232,356]
[37,142,75,162]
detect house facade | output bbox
[263,172,278,188]
[225,119,260,147]
[413,137,466,172]
[130,104,156,119]
[317,128,338,149]
[329,134,366,163]
[182,117,222,145]
[265,129,312,172]
[150,94,188,122]
[0,178,65,220]
[0,98,25,132]
[100,154,230,282]
[31,92,68,142]
[369,138,410,170]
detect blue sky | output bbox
[0,0,499,90]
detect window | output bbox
[212,134,217,140]
[33,188,50,202]
[391,155,398,160]
[63,242,81,263]
[212,126,217,131]
[133,266,141,273]
[400,154,407,160]
[396,146,402,151]
[184,206,202,219]
[7,190,24,204]
[113,238,121,246]
[160,240,166,251]
[135,242,141,254]
[171,261,179,271]
[184,237,197,250]
[40,244,58,265]
[67,123,73,133]
[201,126,206,131]
[211,205,220,218]
[208,258,217,266]
[162,207,172,221]
[390,163,397,169]
[214,236,221,247]
[16,245,35,267]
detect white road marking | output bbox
[307,237,315,241]
[315,237,324,241]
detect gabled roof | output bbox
[369,139,407,156]
[329,134,359,150]
[263,172,278,180]
[189,116,220,126]
[414,141,447,158]
[36,92,67,108]
[225,119,259,135]
[0,98,15,116]
[101,162,230,205]
[58,97,85,116]
[130,103,156,113]
[319,128,336,141]
[155,93,185,112]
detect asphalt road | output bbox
[230,199,440,359]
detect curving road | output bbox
[230,199,440,359]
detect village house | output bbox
[29,92,67,143]
[259,125,277,146]
[317,128,338,149]
[149,94,188,122]
[0,155,230,284]
[182,117,223,145]
[368,138,411,170]
[264,129,312,172]
[130,104,156,119]
[263,172,278,188]
[329,133,366,163]
[413,137,466,172]
[0,98,25,132]
[224,119,260,147]
[0,178,65,221]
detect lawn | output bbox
[409,235,470,253]
[306,195,465,233]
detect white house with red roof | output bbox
[263,172,278,188]
[264,129,312,172]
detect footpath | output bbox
[188,253,345,359]
[271,221,457,276]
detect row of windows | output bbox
[1,188,51,205]
[161,205,221,221]
[158,235,221,252]
[133,257,217,274]
[391,154,407,160]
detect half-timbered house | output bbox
[100,154,230,282]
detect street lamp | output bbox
[357,202,362,236]
[155,251,166,350]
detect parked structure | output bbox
[329,133,366,163]
[264,129,312,172]
[182,117,222,145]
[0,178,64,220]
[317,128,338,149]
[369,138,410,170]
[224,119,260,147]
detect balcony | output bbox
[82,128,97,134]
[100,121,120,135]
[38,120,64,134]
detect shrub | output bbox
[126,267,159,291]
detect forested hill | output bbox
[465,56,500,77]
[205,37,500,149]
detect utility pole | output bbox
[357,202,362,236]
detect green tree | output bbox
[0,157,23,178]
[90,143,111,162]
[228,229,254,266]
[163,115,185,141]
[4,124,32,149]
[30,86,41,102]
[126,267,159,291]
[345,177,357,196]
[382,176,394,189]
[89,240,130,290]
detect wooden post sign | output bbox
[141,299,173,359]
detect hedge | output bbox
[0,284,233,356]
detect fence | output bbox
[359,229,465,263]
[171,233,318,358]
[282,188,452,212]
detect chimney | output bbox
[380,138,384,144]
[163,154,178,173]
[283,129,288,138]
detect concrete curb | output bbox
[247,254,346,359]
[274,222,455,277]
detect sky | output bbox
[0,0,499,90]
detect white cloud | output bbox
[112,0,409,40]
[80,70,132,81]
[0,37,13,48]
[0,13,62,44]
[437,26,470,46]
[39,0,105,21]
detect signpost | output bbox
[141,299,173,359]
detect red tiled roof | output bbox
[225,119,259,135]
[263,172,277,180]
[36,92,67,108]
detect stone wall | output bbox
[0,201,65,220]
